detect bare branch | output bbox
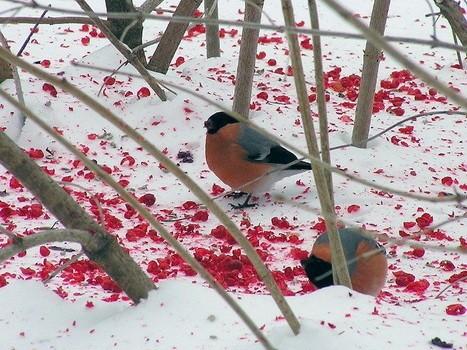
[331,110,467,151]
[0,52,299,341]
[3,1,466,53]
[72,61,467,205]
[137,0,164,14]
[17,9,48,57]
[0,228,98,263]
[74,0,167,101]
[0,88,276,350]
[0,16,102,25]
[308,0,334,205]
[281,0,351,290]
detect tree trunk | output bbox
[0,132,155,303]
[434,0,467,47]
[232,0,264,119]
[105,0,146,64]
[204,0,220,58]
[147,0,203,73]
[352,0,391,148]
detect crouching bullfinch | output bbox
[301,228,388,296]
[204,111,311,208]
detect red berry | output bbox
[267,59,277,66]
[39,246,50,257]
[137,87,151,98]
[138,193,156,207]
[103,76,116,86]
[81,36,90,46]
[446,304,465,316]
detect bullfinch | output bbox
[204,111,312,208]
[301,228,388,296]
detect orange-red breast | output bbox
[301,228,388,296]
[204,111,311,208]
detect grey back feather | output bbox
[237,124,278,161]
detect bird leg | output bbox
[229,193,257,209]
[224,191,248,199]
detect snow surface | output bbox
[0,0,466,349]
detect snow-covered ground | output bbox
[0,0,465,349]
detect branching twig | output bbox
[330,110,467,151]
[74,0,167,101]
[58,181,106,228]
[16,9,48,57]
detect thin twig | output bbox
[58,181,106,228]
[97,60,128,97]
[0,226,23,245]
[424,0,438,40]
[16,9,48,57]
[3,1,467,53]
[434,276,467,299]
[43,250,84,284]
[71,61,467,205]
[0,16,99,25]
[0,228,99,263]
[74,0,167,101]
[330,110,467,151]
[308,0,334,205]
[0,89,276,350]
[452,30,463,69]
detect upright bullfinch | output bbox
[204,111,311,208]
[301,228,388,296]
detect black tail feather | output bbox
[287,161,312,171]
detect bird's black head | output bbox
[204,112,239,134]
[301,255,334,289]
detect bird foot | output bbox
[224,191,248,199]
[229,202,257,210]
[229,194,257,209]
